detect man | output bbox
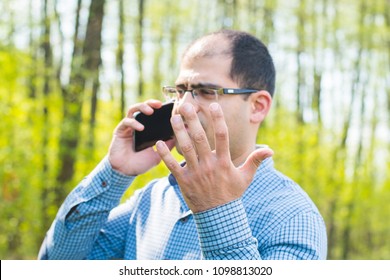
[38,30,327,260]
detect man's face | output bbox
[172,49,250,161]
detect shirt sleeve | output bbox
[193,199,327,260]
[261,210,328,260]
[38,157,136,260]
[193,199,260,260]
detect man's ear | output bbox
[249,90,272,124]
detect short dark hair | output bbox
[185,30,276,97]
[219,30,275,96]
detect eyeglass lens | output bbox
[163,87,218,104]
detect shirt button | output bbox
[180,216,189,223]
[101,181,107,187]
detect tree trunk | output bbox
[262,0,275,45]
[136,0,145,98]
[341,0,374,259]
[85,0,105,150]
[325,0,343,259]
[55,0,105,206]
[295,0,306,124]
[384,0,390,136]
[117,0,126,118]
[40,0,53,232]
[28,0,38,99]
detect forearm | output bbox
[260,211,328,260]
[38,157,135,260]
[194,199,261,260]
[193,199,327,260]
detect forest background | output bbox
[0,0,389,259]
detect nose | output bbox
[174,91,199,114]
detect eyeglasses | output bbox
[162,86,259,104]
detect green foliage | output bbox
[259,107,390,259]
[0,0,389,260]
[0,48,43,258]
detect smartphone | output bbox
[133,102,174,152]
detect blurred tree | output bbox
[0,0,389,260]
[136,0,145,97]
[40,0,54,233]
[55,0,105,205]
[117,0,126,118]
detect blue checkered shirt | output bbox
[38,156,327,260]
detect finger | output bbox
[114,117,144,136]
[122,117,144,130]
[156,140,182,176]
[126,99,163,118]
[240,147,274,181]
[171,114,198,168]
[209,103,230,160]
[146,99,163,107]
[179,103,211,160]
[126,103,151,118]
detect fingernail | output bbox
[156,140,164,149]
[210,103,219,111]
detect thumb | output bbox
[240,147,274,180]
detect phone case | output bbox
[133,102,174,152]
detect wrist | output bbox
[104,156,136,180]
[193,199,253,252]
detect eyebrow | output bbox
[175,82,222,89]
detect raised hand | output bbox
[156,102,273,213]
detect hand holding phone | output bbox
[108,100,174,176]
[133,102,174,152]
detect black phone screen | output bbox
[133,102,174,152]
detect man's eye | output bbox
[196,88,216,97]
[176,89,185,95]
